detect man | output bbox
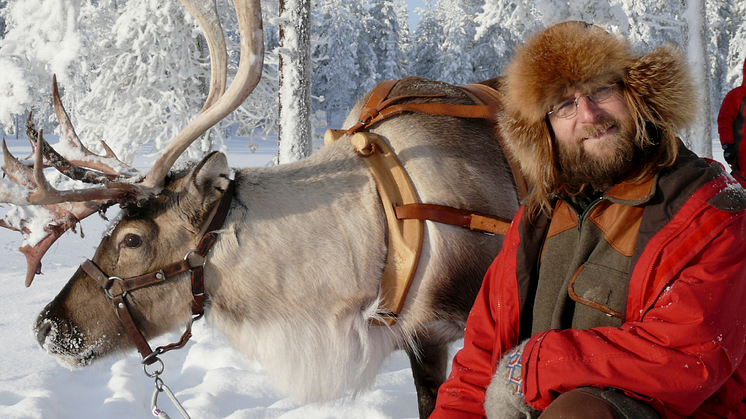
[717,56,746,188]
[430,22,746,419]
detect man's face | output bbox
[548,85,637,190]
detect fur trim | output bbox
[484,341,539,419]
[498,21,697,202]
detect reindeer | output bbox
[0,0,521,417]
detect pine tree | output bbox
[408,0,442,80]
[394,0,412,73]
[354,1,380,105]
[312,0,361,125]
[436,0,476,84]
[473,0,537,81]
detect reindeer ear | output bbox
[190,151,232,205]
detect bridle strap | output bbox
[82,179,235,364]
[113,294,158,362]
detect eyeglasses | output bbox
[547,84,617,119]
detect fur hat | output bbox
[498,21,697,214]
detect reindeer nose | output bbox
[35,320,54,347]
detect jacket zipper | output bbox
[558,195,607,231]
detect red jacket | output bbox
[431,151,746,419]
[718,58,746,186]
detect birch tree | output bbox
[277,0,312,163]
[683,0,712,157]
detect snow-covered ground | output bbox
[0,135,424,419]
[0,134,729,419]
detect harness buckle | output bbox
[104,276,126,299]
[183,250,206,269]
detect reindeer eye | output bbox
[122,234,142,249]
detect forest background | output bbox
[0,0,745,165]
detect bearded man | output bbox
[429,22,746,419]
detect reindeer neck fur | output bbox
[203,139,395,402]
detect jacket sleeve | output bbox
[429,212,524,419]
[718,90,738,146]
[521,208,746,417]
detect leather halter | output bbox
[81,179,235,364]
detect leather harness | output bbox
[327,79,527,325]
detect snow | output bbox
[0,132,730,418]
[0,134,427,419]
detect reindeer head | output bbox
[34,152,232,368]
[0,0,262,366]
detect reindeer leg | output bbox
[406,343,450,419]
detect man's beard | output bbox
[556,114,638,192]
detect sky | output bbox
[406,0,427,32]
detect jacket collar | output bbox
[603,172,657,206]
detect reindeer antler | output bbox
[142,0,263,190]
[0,0,264,286]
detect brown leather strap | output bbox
[395,203,512,236]
[347,80,529,202]
[113,295,157,363]
[346,80,496,135]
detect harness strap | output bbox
[345,80,497,136]
[347,79,528,202]
[395,203,512,236]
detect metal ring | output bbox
[183,249,206,268]
[142,356,165,377]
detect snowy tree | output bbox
[353,2,380,106]
[312,0,361,125]
[473,0,537,80]
[366,0,408,81]
[533,0,627,31]
[72,0,218,165]
[223,0,282,142]
[408,0,443,80]
[277,0,313,163]
[721,0,746,88]
[436,0,477,84]
[706,0,736,108]
[683,0,712,157]
[0,0,86,132]
[0,0,6,37]
[393,0,412,71]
